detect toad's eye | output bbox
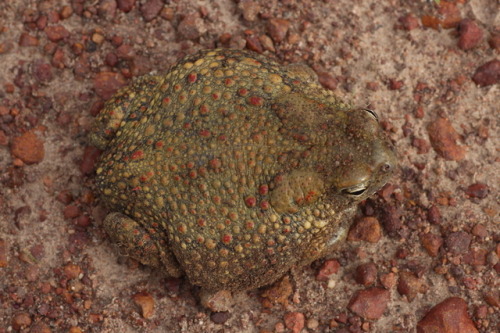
[341,183,368,196]
[362,108,379,121]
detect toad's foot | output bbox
[103,212,182,277]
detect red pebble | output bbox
[472,59,500,87]
[417,297,478,333]
[457,19,483,50]
[316,259,340,281]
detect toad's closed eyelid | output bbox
[340,183,369,196]
[362,108,379,121]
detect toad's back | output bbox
[90,49,395,292]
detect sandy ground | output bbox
[0,0,498,332]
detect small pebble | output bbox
[472,59,500,87]
[465,183,489,199]
[474,305,487,319]
[163,277,182,296]
[160,7,174,21]
[412,137,430,154]
[0,130,8,146]
[380,205,403,235]
[56,190,73,205]
[306,318,319,330]
[267,18,290,43]
[105,52,119,67]
[427,205,441,225]
[316,259,340,282]
[471,224,487,238]
[210,311,231,324]
[93,71,127,99]
[483,292,499,307]
[12,312,32,330]
[245,35,263,53]
[398,14,419,30]
[30,322,52,333]
[274,322,285,333]
[116,44,135,59]
[200,290,233,312]
[380,272,397,289]
[437,1,461,29]
[11,130,45,164]
[420,233,443,257]
[347,217,382,243]
[284,312,305,333]
[354,262,377,286]
[117,0,136,13]
[140,0,163,22]
[19,32,39,46]
[132,291,155,319]
[98,0,117,19]
[259,34,275,52]
[397,271,424,301]
[388,79,404,90]
[33,61,53,82]
[0,41,14,54]
[445,231,472,255]
[92,32,105,45]
[238,0,261,22]
[488,33,500,50]
[463,248,487,267]
[51,48,66,69]
[417,297,478,333]
[366,81,379,91]
[427,117,466,161]
[63,205,81,219]
[63,263,82,279]
[348,287,390,320]
[260,276,293,308]
[80,146,101,175]
[457,19,483,50]
[317,72,338,91]
[60,5,73,19]
[421,15,440,30]
[0,239,7,267]
[45,25,70,42]
[177,13,206,40]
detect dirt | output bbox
[0,0,498,332]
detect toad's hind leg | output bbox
[89,75,162,150]
[103,212,183,277]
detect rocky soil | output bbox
[0,0,498,332]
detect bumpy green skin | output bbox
[90,49,396,293]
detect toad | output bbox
[89,48,396,308]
